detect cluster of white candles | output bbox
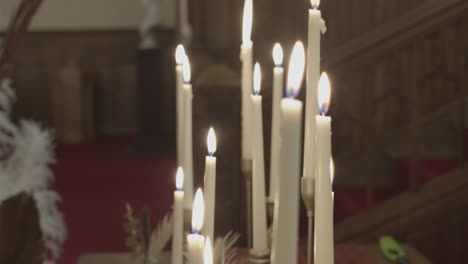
[172,0,334,263]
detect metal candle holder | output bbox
[248,249,270,264]
[301,177,315,264]
[242,159,253,249]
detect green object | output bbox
[379,236,407,263]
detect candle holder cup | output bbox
[301,177,315,264]
[248,249,270,264]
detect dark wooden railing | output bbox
[324,0,468,208]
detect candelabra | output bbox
[248,249,270,264]
[301,177,315,264]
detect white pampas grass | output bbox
[0,79,66,264]
[149,212,174,263]
[213,231,241,264]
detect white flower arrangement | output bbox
[0,78,66,264]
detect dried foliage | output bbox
[124,204,174,264]
[149,212,174,263]
[213,231,241,264]
[123,203,144,260]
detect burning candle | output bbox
[240,0,253,160]
[314,73,334,264]
[269,43,284,202]
[175,45,186,168]
[251,63,269,253]
[271,42,305,264]
[303,0,326,182]
[203,127,217,241]
[188,188,205,264]
[183,57,194,209]
[172,167,184,264]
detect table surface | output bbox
[78,244,431,264]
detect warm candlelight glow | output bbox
[192,188,205,233]
[183,56,191,83]
[175,44,186,65]
[207,127,216,156]
[176,167,184,190]
[242,0,253,45]
[330,158,335,184]
[203,237,213,264]
[318,72,331,115]
[253,63,261,95]
[273,43,283,66]
[286,41,306,98]
[311,0,320,9]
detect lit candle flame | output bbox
[176,167,184,190]
[318,72,331,115]
[183,56,191,83]
[330,158,334,184]
[192,188,205,233]
[253,63,261,95]
[207,127,217,156]
[311,0,320,9]
[175,44,186,65]
[273,43,283,66]
[286,41,305,98]
[242,0,253,45]
[203,237,213,264]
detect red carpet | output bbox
[52,136,175,264]
[51,136,460,262]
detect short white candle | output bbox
[271,42,305,264]
[175,45,186,168]
[203,237,213,264]
[314,73,334,264]
[182,57,194,209]
[269,43,284,202]
[188,188,205,264]
[241,0,253,160]
[203,127,217,241]
[251,63,269,253]
[303,0,326,181]
[172,167,184,264]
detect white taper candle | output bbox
[241,0,253,160]
[314,73,334,264]
[271,42,305,264]
[303,0,326,181]
[182,57,194,209]
[251,63,269,253]
[203,127,217,241]
[269,43,284,201]
[172,167,184,264]
[175,45,186,167]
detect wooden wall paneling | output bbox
[10,31,141,137]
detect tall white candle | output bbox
[240,0,253,160]
[251,63,269,253]
[303,0,326,180]
[175,45,186,167]
[314,73,334,264]
[182,57,194,209]
[269,43,284,201]
[172,167,184,264]
[188,188,205,264]
[271,42,305,264]
[203,237,213,264]
[203,127,217,241]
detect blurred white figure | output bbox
[140,0,161,49]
